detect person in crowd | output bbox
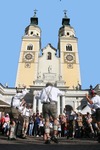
[3,113,10,136]
[68,110,77,139]
[38,115,44,137]
[33,112,40,137]
[35,82,65,144]
[0,112,5,135]
[28,115,34,136]
[76,112,83,138]
[49,116,54,137]
[60,114,66,137]
[8,119,16,140]
[57,120,62,138]
[85,112,95,137]
[85,89,100,142]
[22,103,31,138]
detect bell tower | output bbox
[15,10,41,88]
[58,11,81,89]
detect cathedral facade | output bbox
[15,11,81,89]
[0,11,100,115]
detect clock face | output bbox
[25,54,32,60]
[66,54,73,61]
[24,53,34,62]
[65,53,74,63]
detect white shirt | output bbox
[12,98,20,108]
[25,108,30,117]
[14,93,24,100]
[12,88,29,108]
[22,107,30,117]
[35,86,65,103]
[91,95,100,109]
[18,105,24,113]
[22,107,26,116]
[39,120,44,127]
[22,88,29,96]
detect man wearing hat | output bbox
[85,89,100,142]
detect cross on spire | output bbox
[34,9,38,17]
[63,10,67,18]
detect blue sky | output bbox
[0,0,100,89]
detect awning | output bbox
[0,100,10,107]
[0,100,10,112]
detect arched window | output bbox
[66,44,72,51]
[47,52,52,60]
[27,44,33,50]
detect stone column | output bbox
[77,101,80,112]
[73,101,75,110]
[33,96,36,113]
[57,97,60,116]
[78,101,81,112]
[38,100,42,113]
[74,101,77,112]
[62,96,65,114]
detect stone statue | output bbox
[48,66,52,73]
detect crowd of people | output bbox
[0,83,100,144]
[0,109,100,142]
